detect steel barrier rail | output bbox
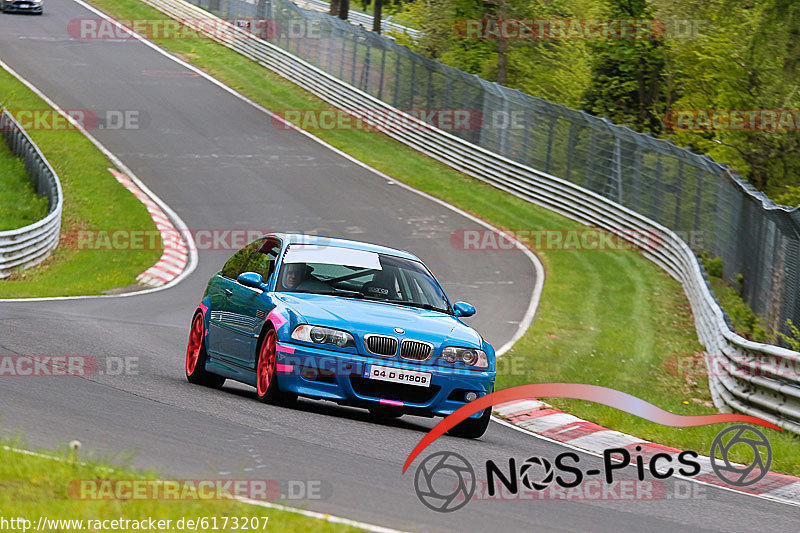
[0,109,62,278]
[141,0,800,433]
[292,0,421,39]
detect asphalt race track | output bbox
[1,2,799,531]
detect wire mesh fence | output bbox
[186,0,800,339]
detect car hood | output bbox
[273,293,483,349]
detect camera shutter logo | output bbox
[519,456,554,491]
[710,425,772,487]
[414,451,475,512]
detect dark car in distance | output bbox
[1,0,43,15]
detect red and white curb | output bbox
[493,399,800,505]
[109,169,189,288]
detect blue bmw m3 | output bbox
[186,233,495,438]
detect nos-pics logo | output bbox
[413,425,772,512]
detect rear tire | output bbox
[256,328,297,405]
[186,312,226,388]
[446,406,491,439]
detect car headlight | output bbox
[291,325,355,348]
[441,346,488,368]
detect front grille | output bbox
[364,335,398,357]
[400,340,433,361]
[350,377,440,404]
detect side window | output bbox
[243,238,281,280]
[220,238,266,279]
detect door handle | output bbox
[224,288,233,297]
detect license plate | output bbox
[363,364,431,388]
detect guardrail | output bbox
[292,0,421,39]
[142,0,800,434]
[0,108,62,278]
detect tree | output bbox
[657,0,800,192]
[373,0,383,33]
[581,0,671,134]
[330,0,350,19]
[397,0,593,106]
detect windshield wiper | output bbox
[386,300,450,314]
[309,289,371,299]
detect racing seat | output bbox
[361,270,400,300]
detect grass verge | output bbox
[0,442,361,532]
[0,70,161,297]
[0,138,48,231]
[86,0,799,474]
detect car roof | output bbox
[270,233,421,261]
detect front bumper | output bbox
[275,342,495,419]
[3,2,43,13]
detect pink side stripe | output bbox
[276,343,295,354]
[380,399,404,407]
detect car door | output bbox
[226,237,282,368]
[207,238,266,363]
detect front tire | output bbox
[186,312,225,388]
[447,406,491,439]
[256,328,296,405]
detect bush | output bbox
[705,256,724,278]
[773,186,800,207]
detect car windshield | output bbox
[276,245,451,314]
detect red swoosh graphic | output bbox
[402,383,781,473]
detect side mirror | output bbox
[453,301,476,318]
[238,272,264,289]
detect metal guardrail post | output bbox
[0,108,63,278]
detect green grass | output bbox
[0,139,48,231]
[701,254,770,343]
[83,0,800,474]
[0,71,161,297]
[0,442,361,532]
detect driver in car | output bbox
[281,263,329,292]
[282,263,309,289]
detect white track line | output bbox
[1,446,408,533]
[493,416,800,509]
